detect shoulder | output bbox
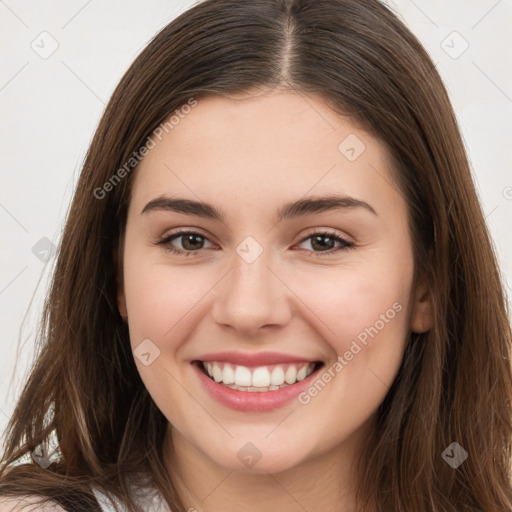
[0,495,67,512]
[92,484,171,512]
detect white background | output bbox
[1,0,511,445]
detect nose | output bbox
[211,248,293,337]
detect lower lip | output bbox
[192,362,322,412]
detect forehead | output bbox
[150,90,369,161]
[129,90,403,224]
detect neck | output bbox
[163,419,375,512]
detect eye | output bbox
[156,230,214,256]
[156,229,355,257]
[295,230,355,256]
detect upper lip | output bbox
[196,351,320,367]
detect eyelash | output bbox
[156,229,355,257]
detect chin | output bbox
[200,436,312,475]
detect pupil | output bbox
[181,234,335,252]
[183,234,203,250]
[312,235,333,251]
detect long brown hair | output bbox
[1,1,511,511]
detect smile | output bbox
[200,361,318,392]
[192,354,324,412]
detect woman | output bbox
[1,0,511,511]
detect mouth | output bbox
[192,357,324,411]
[196,360,323,392]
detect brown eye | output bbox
[157,230,214,255]
[296,231,355,256]
[177,233,205,251]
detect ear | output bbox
[409,274,433,333]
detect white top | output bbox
[0,485,171,512]
[92,484,171,512]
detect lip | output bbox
[192,360,323,412]
[197,351,316,367]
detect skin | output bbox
[117,89,433,512]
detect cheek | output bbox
[121,254,212,425]
[293,248,413,420]
[296,252,412,349]
[122,251,213,348]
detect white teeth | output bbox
[212,363,223,382]
[234,365,252,387]
[270,366,285,386]
[225,383,289,392]
[202,361,317,390]
[222,365,235,385]
[284,365,297,384]
[251,367,271,387]
[296,366,308,381]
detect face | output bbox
[118,90,431,475]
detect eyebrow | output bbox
[141,194,377,221]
